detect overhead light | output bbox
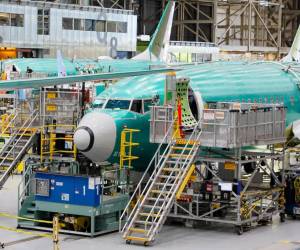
[259,0,269,6]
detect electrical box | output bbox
[34,172,101,207]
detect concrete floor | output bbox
[1,176,300,250]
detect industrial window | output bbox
[95,20,106,32]
[143,99,153,113]
[62,18,73,30]
[61,17,126,34]
[10,14,24,27]
[74,18,84,31]
[0,12,24,27]
[131,100,143,114]
[85,19,94,31]
[107,21,117,32]
[117,22,127,33]
[0,13,9,26]
[37,9,50,35]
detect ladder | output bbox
[0,111,38,189]
[121,120,202,245]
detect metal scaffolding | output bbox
[216,0,283,54]
[4,0,300,55]
[141,0,300,55]
[91,0,137,10]
[282,0,300,47]
[156,0,216,42]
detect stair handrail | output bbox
[146,123,201,239]
[0,111,19,137]
[121,114,193,236]
[0,110,37,167]
[0,110,38,187]
[119,118,178,232]
[144,120,202,240]
[121,127,179,235]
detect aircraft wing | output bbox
[0,68,174,90]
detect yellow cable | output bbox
[0,212,52,224]
[0,225,52,238]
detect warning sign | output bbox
[224,162,236,171]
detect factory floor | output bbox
[0,176,300,250]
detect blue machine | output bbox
[35,172,101,207]
[284,175,300,218]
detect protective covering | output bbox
[176,79,197,129]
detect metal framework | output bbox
[282,0,300,47]
[4,0,299,55]
[170,147,285,234]
[145,0,300,55]
[158,0,216,42]
[216,0,283,54]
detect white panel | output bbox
[0,3,137,58]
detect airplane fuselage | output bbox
[74,61,300,170]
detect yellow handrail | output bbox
[0,112,16,136]
[120,128,140,169]
[40,124,77,162]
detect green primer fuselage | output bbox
[2,58,164,77]
[90,61,300,170]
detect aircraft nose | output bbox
[74,112,117,163]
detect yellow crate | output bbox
[47,92,57,99]
[46,104,57,112]
[224,161,236,171]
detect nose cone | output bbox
[74,112,116,163]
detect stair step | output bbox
[161,167,182,172]
[150,190,170,195]
[154,182,173,186]
[7,145,24,149]
[143,204,162,210]
[14,139,28,143]
[146,197,165,202]
[165,160,187,164]
[129,227,149,234]
[171,146,193,151]
[169,154,193,159]
[2,150,21,155]
[158,175,177,179]
[139,212,161,218]
[134,220,157,225]
[175,139,199,145]
[0,157,14,161]
[125,236,150,243]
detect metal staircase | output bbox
[0,111,38,189]
[121,120,202,245]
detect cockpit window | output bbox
[92,99,106,109]
[143,99,153,113]
[131,100,143,113]
[106,99,131,110]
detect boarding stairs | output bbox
[121,120,202,245]
[0,111,38,189]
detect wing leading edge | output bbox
[0,68,174,90]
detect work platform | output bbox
[121,98,287,246]
[17,156,130,236]
[0,87,81,189]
